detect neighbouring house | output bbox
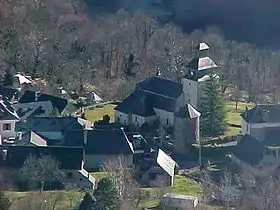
[234,134,280,166]
[0,145,95,190]
[19,90,71,114]
[241,104,280,143]
[0,97,20,141]
[14,73,32,86]
[13,101,54,120]
[63,128,134,171]
[140,149,176,187]
[15,116,92,145]
[161,193,199,210]
[234,134,265,165]
[87,91,103,103]
[0,86,19,102]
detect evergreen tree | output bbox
[0,188,11,210]
[2,70,14,87]
[93,178,120,210]
[79,192,95,210]
[199,73,227,137]
[81,112,87,120]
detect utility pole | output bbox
[196,117,202,168]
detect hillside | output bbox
[85,0,280,47]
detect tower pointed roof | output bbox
[197,42,210,51]
[175,104,201,119]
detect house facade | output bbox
[241,104,280,143]
[63,129,134,171]
[140,149,176,187]
[0,97,20,141]
[0,145,95,190]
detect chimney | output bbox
[17,132,22,141]
[0,95,3,101]
[156,70,161,77]
[35,91,40,101]
[2,150,7,161]
[83,129,88,145]
[245,106,249,118]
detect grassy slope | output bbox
[84,101,254,136]
[85,104,116,122]
[225,101,254,136]
[7,190,83,210]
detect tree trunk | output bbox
[40,181,44,193]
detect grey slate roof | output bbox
[13,101,54,120]
[187,57,217,71]
[16,116,88,132]
[137,76,183,99]
[175,104,201,119]
[197,42,210,51]
[0,86,18,101]
[0,145,83,169]
[241,104,280,123]
[115,89,177,114]
[0,99,20,120]
[115,90,156,116]
[64,129,134,155]
[16,131,48,146]
[265,128,280,147]
[19,90,68,113]
[234,134,264,165]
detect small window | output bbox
[189,82,191,86]
[135,116,137,122]
[3,124,11,131]
[166,119,169,126]
[67,172,73,179]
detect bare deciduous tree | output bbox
[101,155,142,209]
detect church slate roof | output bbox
[137,76,183,99]
[115,89,178,115]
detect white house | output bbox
[0,97,20,141]
[241,104,280,143]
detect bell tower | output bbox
[182,42,218,108]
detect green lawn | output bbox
[225,101,254,125]
[225,101,254,136]
[85,104,116,122]
[7,190,84,210]
[90,172,109,181]
[170,175,202,196]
